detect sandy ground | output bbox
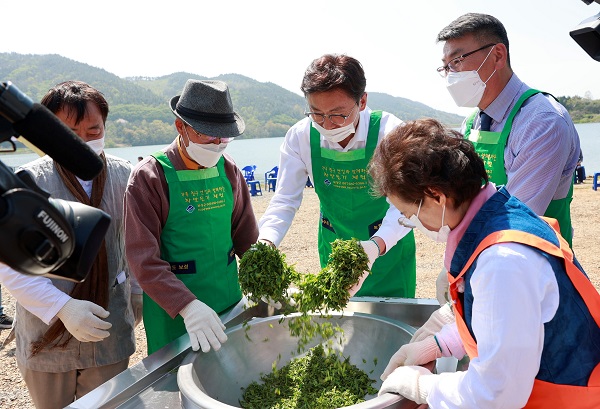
[1,181,599,408]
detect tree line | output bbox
[1,53,598,149]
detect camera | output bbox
[571,0,600,61]
[0,82,110,282]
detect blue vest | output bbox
[450,187,600,386]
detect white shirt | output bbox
[428,243,560,408]
[0,262,70,324]
[258,106,411,250]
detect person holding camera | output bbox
[0,81,142,409]
[123,79,258,355]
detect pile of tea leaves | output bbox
[238,239,371,353]
[239,344,378,409]
[238,240,378,407]
[295,238,370,313]
[239,238,369,314]
[287,239,370,351]
[238,241,299,305]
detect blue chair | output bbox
[242,165,256,182]
[248,180,262,196]
[593,172,600,191]
[242,165,262,196]
[264,166,278,192]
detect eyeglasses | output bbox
[397,215,416,229]
[436,43,497,77]
[185,123,231,144]
[304,104,358,126]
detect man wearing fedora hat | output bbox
[124,79,258,355]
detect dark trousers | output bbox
[575,166,586,183]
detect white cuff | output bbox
[417,373,436,404]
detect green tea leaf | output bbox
[239,242,298,304]
[240,344,378,409]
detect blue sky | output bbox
[3,0,599,116]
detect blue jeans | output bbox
[0,284,4,315]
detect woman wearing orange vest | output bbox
[370,118,600,408]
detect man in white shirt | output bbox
[258,54,416,297]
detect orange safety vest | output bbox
[448,218,600,408]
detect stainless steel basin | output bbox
[67,298,448,409]
[178,312,419,409]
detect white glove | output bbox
[56,298,112,342]
[435,267,449,305]
[130,293,143,327]
[180,299,227,353]
[378,365,434,404]
[349,240,380,297]
[261,287,300,309]
[348,270,369,297]
[410,303,454,343]
[381,337,442,380]
[360,239,380,269]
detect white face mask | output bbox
[86,136,105,155]
[409,199,451,243]
[445,46,497,108]
[185,140,227,167]
[182,127,228,167]
[312,120,356,143]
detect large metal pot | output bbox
[178,312,420,409]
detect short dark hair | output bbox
[369,118,488,207]
[300,54,366,102]
[41,81,109,124]
[436,13,510,66]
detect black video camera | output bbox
[0,82,110,282]
[571,0,600,61]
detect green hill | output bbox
[0,52,466,147]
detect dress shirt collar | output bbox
[483,73,524,125]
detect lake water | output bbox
[2,123,600,181]
[1,137,286,182]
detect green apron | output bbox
[464,89,573,246]
[310,111,416,297]
[143,152,241,354]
